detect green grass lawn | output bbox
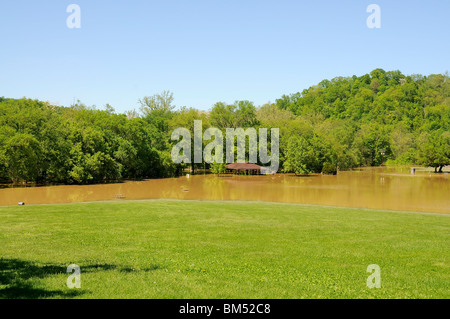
[0,200,448,299]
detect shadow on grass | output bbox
[0,258,86,299]
[0,258,163,299]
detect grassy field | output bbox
[0,200,448,299]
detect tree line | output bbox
[0,69,448,184]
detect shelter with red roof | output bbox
[225,162,262,175]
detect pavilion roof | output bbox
[225,162,262,170]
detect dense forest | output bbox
[0,69,449,184]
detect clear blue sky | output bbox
[1,0,449,112]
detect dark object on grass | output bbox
[18,202,25,206]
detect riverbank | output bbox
[1,167,448,213]
[0,200,448,298]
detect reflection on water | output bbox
[0,167,448,213]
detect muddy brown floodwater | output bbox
[0,167,449,213]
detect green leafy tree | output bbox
[283,135,314,175]
[3,133,42,183]
[210,161,226,175]
[418,131,450,172]
[210,100,258,129]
